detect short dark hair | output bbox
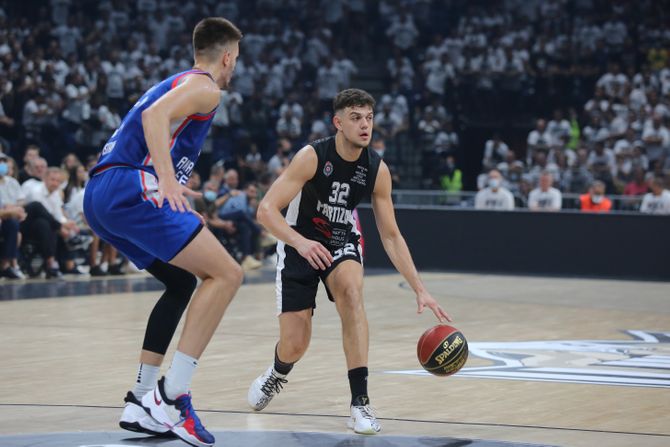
[192,17,243,59]
[333,88,376,113]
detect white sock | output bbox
[164,351,198,400]
[132,363,160,399]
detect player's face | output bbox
[336,106,374,148]
[221,42,240,88]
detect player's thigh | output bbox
[170,226,241,282]
[324,260,364,304]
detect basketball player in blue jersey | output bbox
[247,89,452,434]
[84,18,242,447]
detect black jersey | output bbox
[285,136,382,250]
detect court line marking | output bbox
[0,403,668,438]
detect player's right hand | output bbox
[296,238,333,271]
[158,179,201,213]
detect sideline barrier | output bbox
[356,206,669,281]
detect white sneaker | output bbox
[247,366,288,411]
[119,391,172,436]
[141,377,215,447]
[348,399,381,435]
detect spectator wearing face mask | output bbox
[580,181,612,212]
[475,169,515,210]
[196,179,238,249]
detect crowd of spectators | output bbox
[0,144,278,279]
[368,0,670,213]
[0,0,378,169]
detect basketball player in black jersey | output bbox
[247,88,451,434]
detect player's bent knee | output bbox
[172,270,197,296]
[336,285,364,309]
[283,337,310,359]
[225,263,244,288]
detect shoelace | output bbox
[175,394,207,432]
[357,405,377,421]
[260,372,288,396]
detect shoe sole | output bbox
[141,400,213,447]
[347,419,381,435]
[172,426,214,447]
[119,420,175,437]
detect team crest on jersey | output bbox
[323,161,333,177]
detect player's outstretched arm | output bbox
[371,161,452,322]
[256,146,333,270]
[141,75,220,213]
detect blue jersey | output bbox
[90,69,216,184]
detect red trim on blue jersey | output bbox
[90,163,131,176]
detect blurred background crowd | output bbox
[1,0,669,279]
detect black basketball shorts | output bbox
[275,235,363,314]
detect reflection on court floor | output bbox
[0,430,555,447]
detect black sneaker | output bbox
[62,266,85,275]
[90,265,107,276]
[45,267,63,279]
[109,263,126,275]
[0,267,24,279]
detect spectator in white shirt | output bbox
[386,11,419,51]
[596,62,629,98]
[483,133,510,170]
[475,169,515,210]
[21,167,79,277]
[587,141,616,176]
[0,152,26,279]
[547,109,571,144]
[642,115,670,162]
[21,157,49,198]
[526,118,553,162]
[640,177,670,215]
[528,171,562,211]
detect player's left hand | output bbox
[159,179,202,213]
[416,291,453,323]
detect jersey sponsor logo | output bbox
[351,165,368,186]
[384,330,670,388]
[317,200,353,225]
[175,156,195,185]
[312,217,332,239]
[323,161,334,177]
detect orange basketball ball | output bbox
[417,324,468,376]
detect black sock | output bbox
[348,367,369,406]
[274,344,294,376]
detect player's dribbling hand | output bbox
[416,291,453,323]
[296,237,333,270]
[158,179,202,213]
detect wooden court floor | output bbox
[1,269,669,446]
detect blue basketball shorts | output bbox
[83,166,202,269]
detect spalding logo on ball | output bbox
[417,324,468,376]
